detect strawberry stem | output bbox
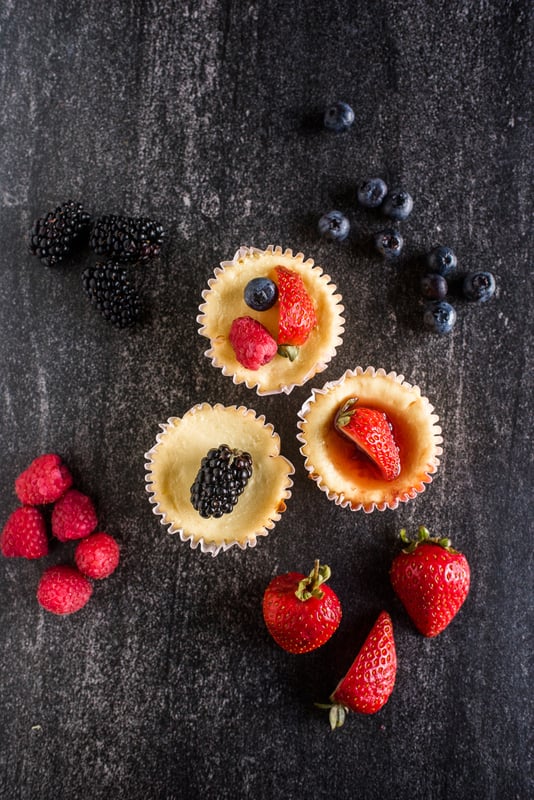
[314,702,348,730]
[295,560,332,601]
[399,526,459,554]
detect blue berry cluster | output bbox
[421,246,496,334]
[317,102,497,336]
[317,153,413,259]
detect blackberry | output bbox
[190,444,253,519]
[82,262,142,329]
[89,214,165,264]
[28,200,92,266]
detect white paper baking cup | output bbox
[297,367,443,513]
[144,403,294,556]
[197,245,345,395]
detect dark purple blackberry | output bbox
[89,214,165,263]
[190,444,253,519]
[82,262,142,329]
[28,200,92,266]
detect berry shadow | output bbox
[298,110,326,135]
[386,251,428,333]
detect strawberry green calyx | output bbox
[315,701,348,730]
[277,344,299,361]
[334,397,358,429]
[295,559,332,601]
[399,526,459,555]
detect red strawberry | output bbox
[229,315,278,370]
[335,397,401,481]
[390,526,470,637]
[275,265,317,349]
[263,560,342,654]
[319,611,397,729]
[51,489,98,542]
[15,453,73,505]
[0,506,48,558]
[75,532,120,579]
[37,565,93,615]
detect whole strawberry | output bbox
[15,453,72,505]
[0,507,48,559]
[275,265,317,350]
[263,560,342,654]
[51,489,98,542]
[318,610,397,728]
[335,397,400,481]
[37,565,93,615]
[390,526,470,637]
[229,315,278,370]
[75,532,120,579]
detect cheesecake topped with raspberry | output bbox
[197,245,345,395]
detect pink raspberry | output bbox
[37,565,93,615]
[0,506,48,558]
[51,489,98,542]
[75,532,120,579]
[15,453,73,505]
[229,316,278,370]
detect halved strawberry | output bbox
[334,397,400,481]
[275,265,317,351]
[318,611,397,729]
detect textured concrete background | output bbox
[0,2,532,799]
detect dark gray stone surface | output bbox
[0,1,532,798]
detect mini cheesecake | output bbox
[297,367,443,512]
[197,245,345,395]
[145,403,294,555]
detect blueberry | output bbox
[420,273,448,300]
[427,246,457,276]
[323,101,355,133]
[244,277,278,311]
[382,188,414,221]
[423,301,457,334]
[373,228,404,258]
[462,271,496,303]
[318,210,350,242]
[357,178,388,208]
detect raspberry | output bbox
[51,489,98,542]
[75,532,120,579]
[0,507,48,558]
[15,454,73,505]
[229,316,278,370]
[37,565,93,615]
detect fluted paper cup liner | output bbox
[144,403,294,556]
[197,245,345,395]
[297,367,443,512]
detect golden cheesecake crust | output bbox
[297,367,443,512]
[145,403,294,555]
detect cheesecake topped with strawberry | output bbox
[297,367,443,513]
[197,246,345,395]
